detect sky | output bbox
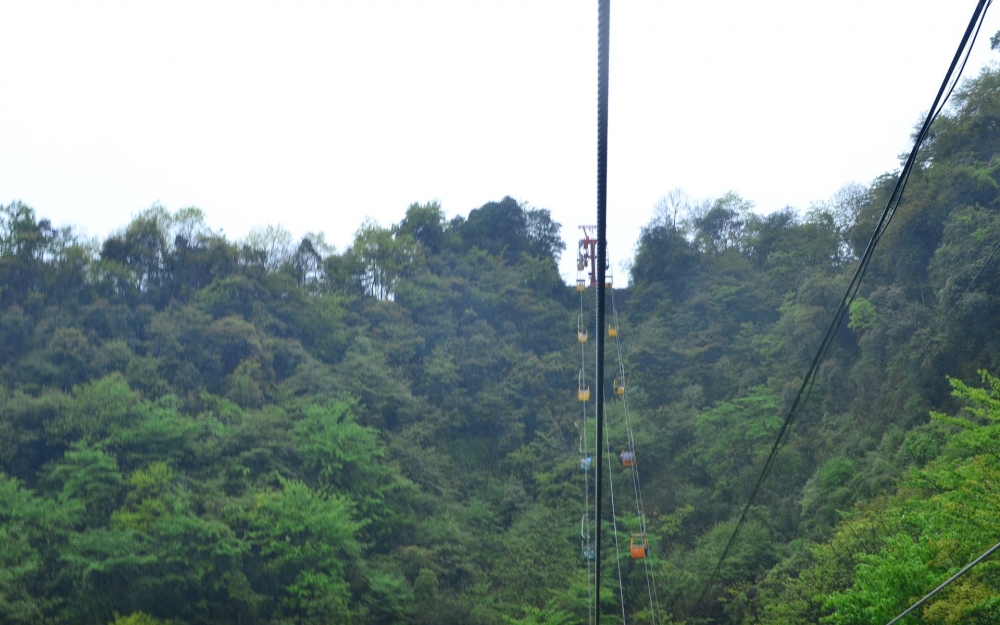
[2,1,999,283]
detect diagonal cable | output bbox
[693,0,993,610]
[884,538,1000,625]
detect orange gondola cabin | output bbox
[619,448,636,468]
[630,534,648,559]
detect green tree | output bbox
[690,386,783,503]
[247,479,363,623]
[42,442,124,527]
[344,220,422,301]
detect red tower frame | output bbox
[577,225,598,288]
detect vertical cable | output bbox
[603,398,629,624]
[610,292,660,621]
[581,292,594,625]
[594,0,610,622]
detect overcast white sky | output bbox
[2,1,998,283]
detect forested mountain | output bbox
[4,67,1000,625]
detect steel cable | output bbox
[693,0,993,610]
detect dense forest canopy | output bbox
[4,66,1000,625]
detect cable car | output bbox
[581,515,596,561]
[605,272,613,288]
[580,455,593,472]
[578,371,590,402]
[608,323,618,338]
[613,378,625,396]
[619,448,636,468]
[629,534,648,559]
[577,313,589,342]
[576,278,586,292]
